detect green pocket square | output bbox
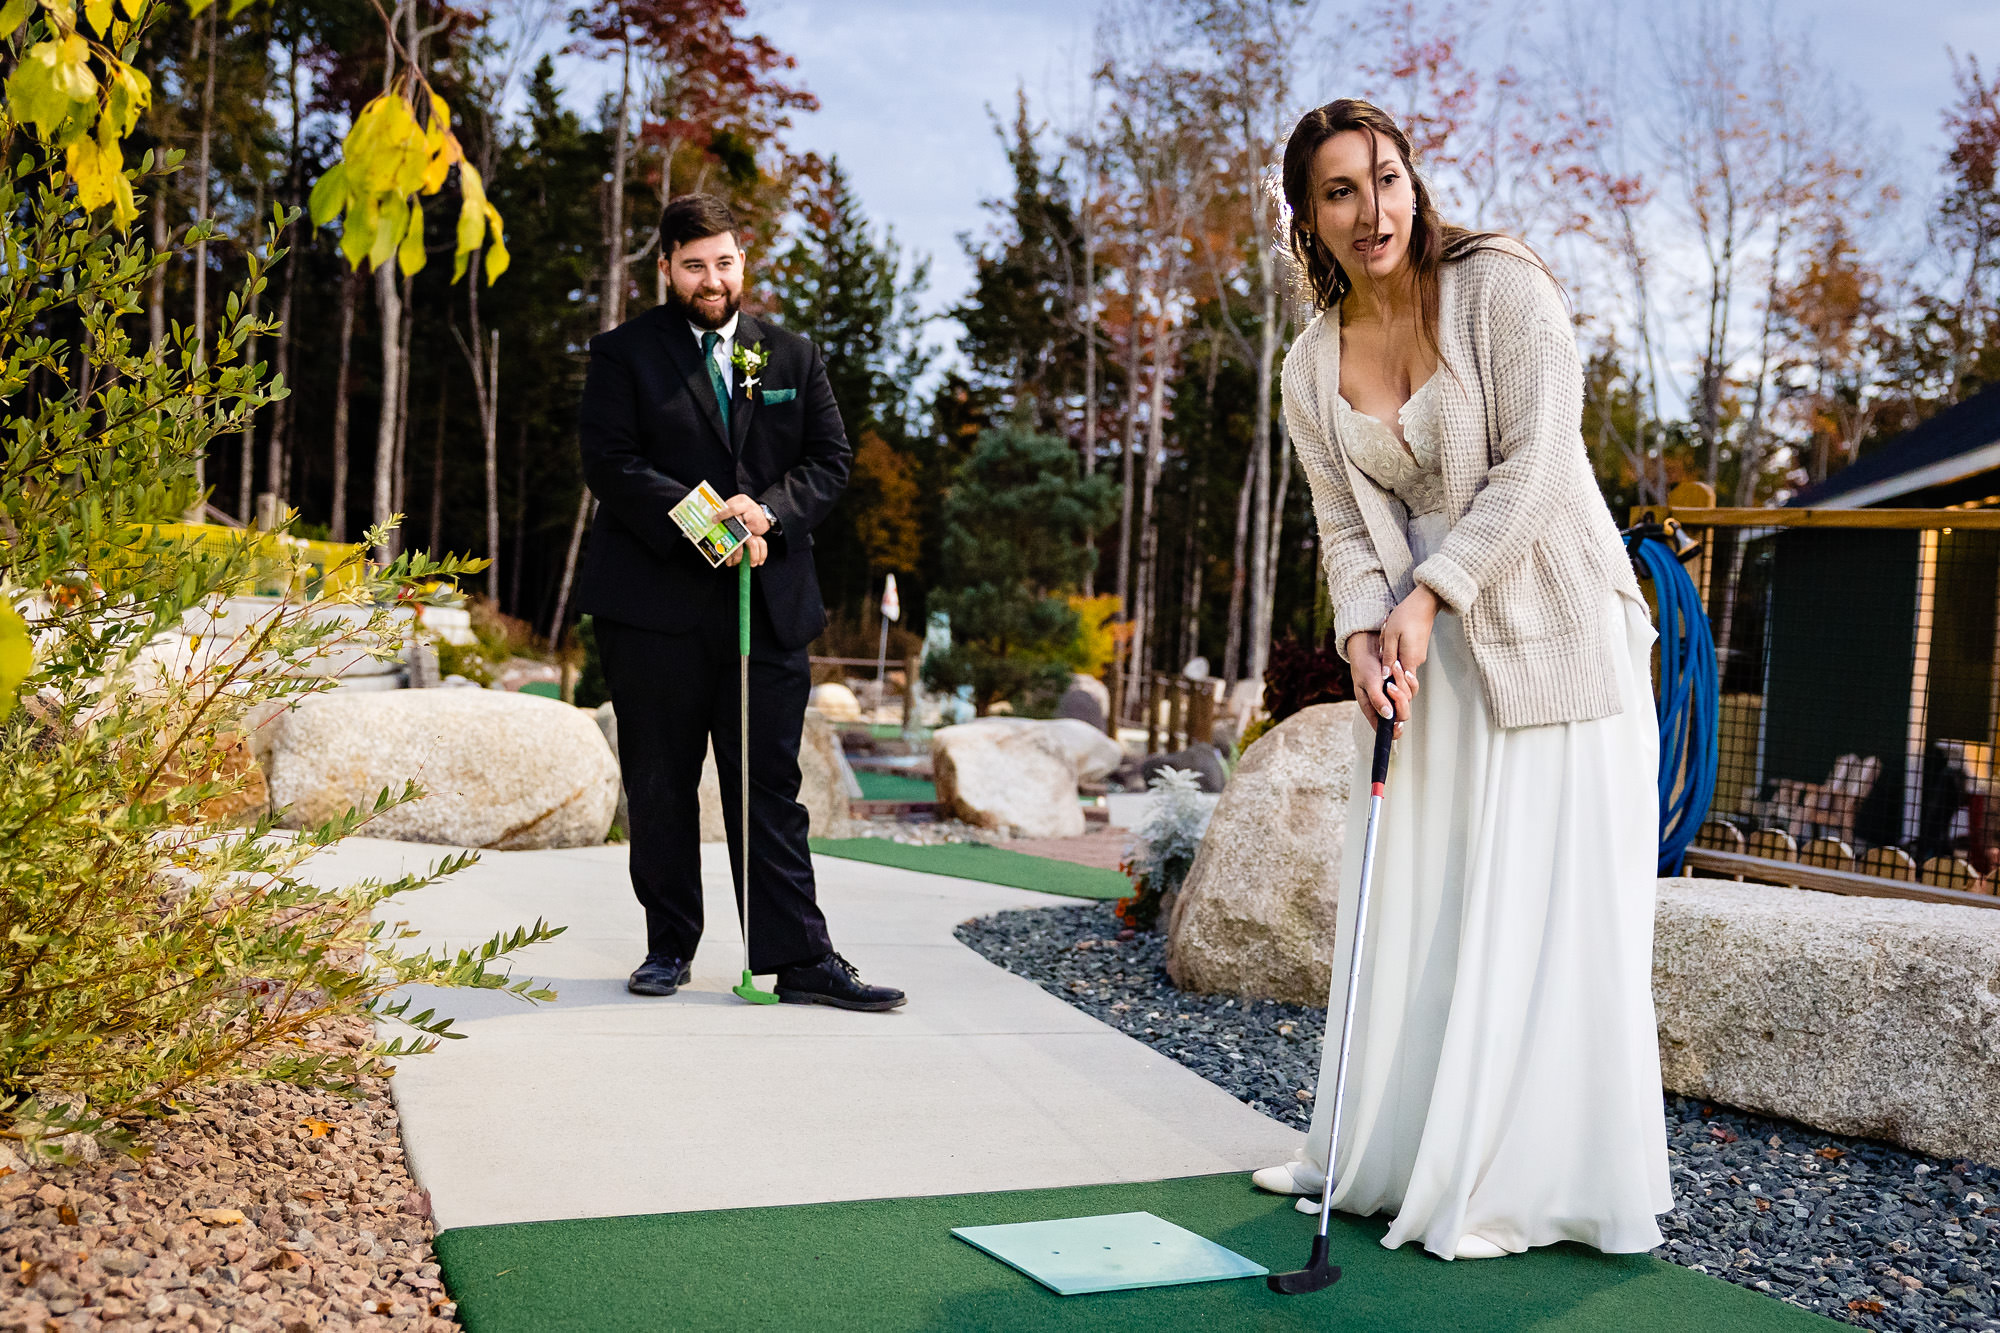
[762,388,797,404]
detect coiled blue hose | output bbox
[1632,536,1720,874]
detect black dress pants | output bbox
[595,589,832,973]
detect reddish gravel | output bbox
[1,1016,458,1333]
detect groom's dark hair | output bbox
[660,193,739,257]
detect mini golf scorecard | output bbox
[951,1212,1268,1296]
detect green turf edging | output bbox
[434,1173,1838,1333]
[808,838,1129,900]
[853,770,939,802]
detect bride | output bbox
[1249,98,1673,1261]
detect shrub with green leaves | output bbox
[0,131,558,1158]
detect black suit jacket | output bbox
[575,306,850,649]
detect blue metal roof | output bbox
[1789,380,2000,507]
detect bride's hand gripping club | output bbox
[1349,585,1436,737]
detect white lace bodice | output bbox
[1334,374,1447,518]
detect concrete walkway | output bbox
[312,838,1301,1232]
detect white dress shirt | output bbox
[690,313,739,394]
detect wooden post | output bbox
[903,655,921,730]
[1189,680,1216,744]
[1145,673,1163,755]
[1107,644,1125,738]
[1168,679,1187,753]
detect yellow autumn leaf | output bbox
[452,162,486,281]
[83,0,109,35]
[308,161,347,226]
[116,0,140,16]
[0,0,35,39]
[104,61,148,136]
[338,198,373,267]
[66,131,120,213]
[369,191,406,271]
[481,201,508,283]
[40,0,72,30]
[48,34,94,101]
[397,196,425,276]
[0,601,29,723]
[301,1118,333,1139]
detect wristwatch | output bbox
[760,503,782,535]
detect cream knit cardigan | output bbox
[1284,240,1643,729]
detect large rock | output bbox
[1164,702,1360,1004]
[931,717,1118,838]
[266,690,618,849]
[810,682,862,722]
[596,703,848,842]
[1654,877,2000,1164]
[796,708,853,834]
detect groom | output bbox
[576,193,905,1012]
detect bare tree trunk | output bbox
[392,270,414,520]
[1079,144,1099,598]
[484,332,500,600]
[330,267,357,541]
[1261,415,1292,641]
[429,375,447,551]
[238,175,266,523]
[268,244,295,504]
[1112,271,1145,709]
[1220,444,1255,682]
[548,493,593,645]
[188,3,217,512]
[372,259,401,560]
[1130,259,1178,694]
[604,28,633,331]
[455,263,503,602]
[509,430,526,614]
[267,30,301,506]
[149,178,167,351]
[1242,98,1285,687]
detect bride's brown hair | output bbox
[1281,99,1551,354]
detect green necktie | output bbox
[701,330,731,432]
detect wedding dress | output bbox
[1289,376,1673,1259]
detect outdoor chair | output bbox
[1809,755,1881,844]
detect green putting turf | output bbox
[808,837,1129,900]
[853,770,939,801]
[434,1173,1838,1333]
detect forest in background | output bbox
[141,0,2000,712]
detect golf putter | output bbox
[1269,699,1396,1294]
[731,552,779,1005]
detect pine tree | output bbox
[923,425,1118,712]
[769,157,930,623]
[954,93,1089,436]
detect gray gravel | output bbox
[956,902,2000,1332]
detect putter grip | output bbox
[738,553,750,654]
[1371,707,1394,788]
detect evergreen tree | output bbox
[769,156,931,625]
[954,93,1089,435]
[924,425,1118,712]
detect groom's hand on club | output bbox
[724,533,768,568]
[721,493,770,535]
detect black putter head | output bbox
[1266,1233,1341,1294]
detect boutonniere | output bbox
[730,342,769,399]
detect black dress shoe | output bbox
[627,954,693,996]
[774,952,906,1011]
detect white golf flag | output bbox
[881,573,901,622]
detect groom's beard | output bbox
[669,285,741,331]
